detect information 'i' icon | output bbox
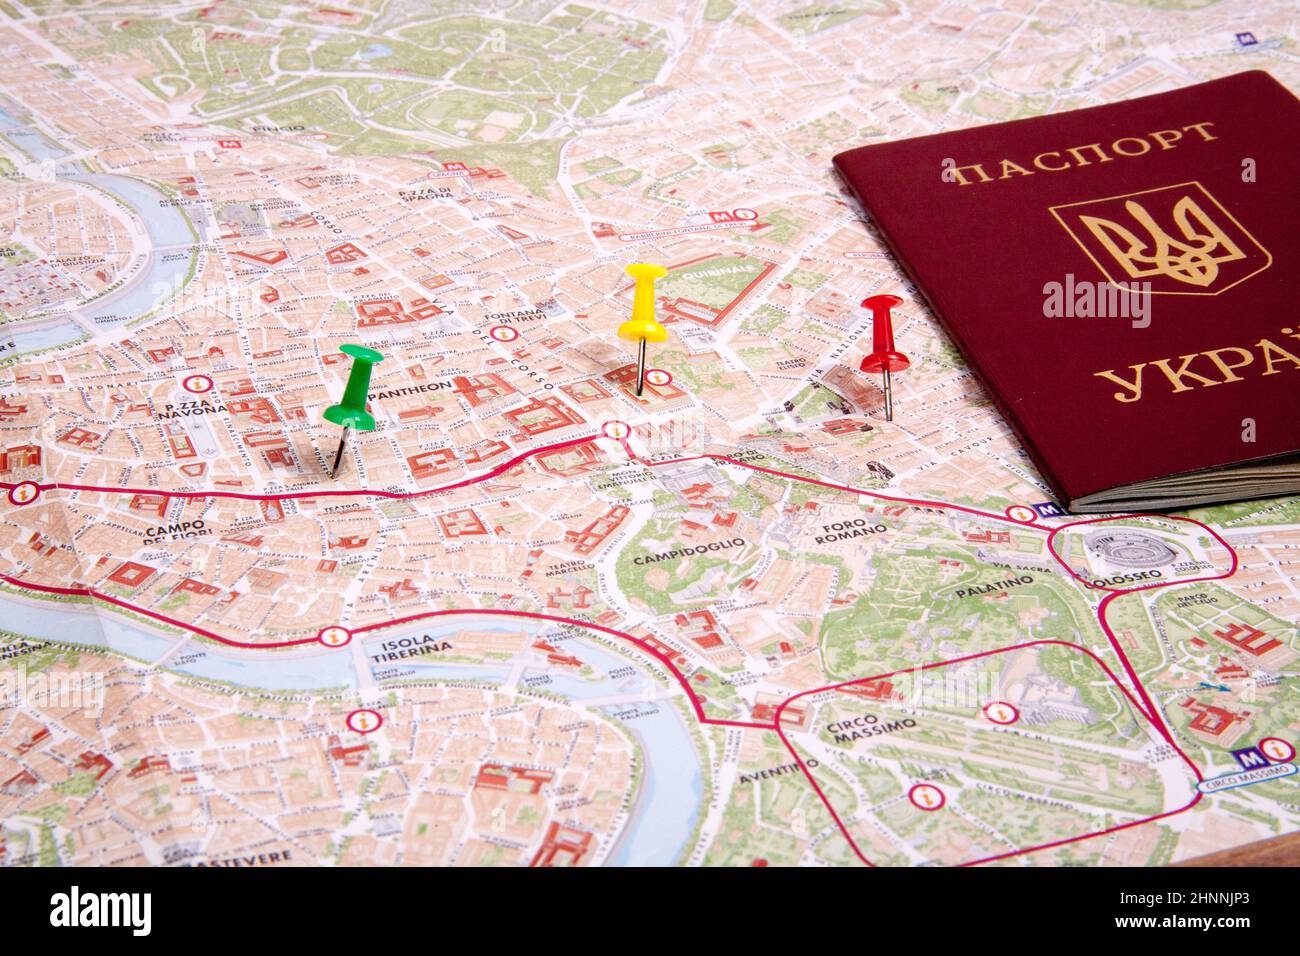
[8,481,40,506]
[983,701,1020,725]
[346,709,383,734]
[317,626,352,647]
[1259,737,1295,763]
[908,783,946,811]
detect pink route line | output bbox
[1,434,1239,864]
[0,434,601,503]
[772,639,1207,868]
[635,450,1056,531]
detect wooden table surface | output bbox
[1176,830,1300,866]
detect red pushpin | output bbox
[859,294,910,422]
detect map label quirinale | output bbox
[370,635,453,663]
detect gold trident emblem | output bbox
[1078,195,1245,287]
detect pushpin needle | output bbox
[635,339,648,397]
[859,294,910,422]
[330,426,350,477]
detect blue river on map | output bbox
[0,590,703,865]
[0,104,201,353]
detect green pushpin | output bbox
[324,344,384,476]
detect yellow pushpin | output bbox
[618,262,668,396]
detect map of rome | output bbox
[1,0,1298,867]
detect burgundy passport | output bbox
[833,71,1300,512]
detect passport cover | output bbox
[833,70,1300,512]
